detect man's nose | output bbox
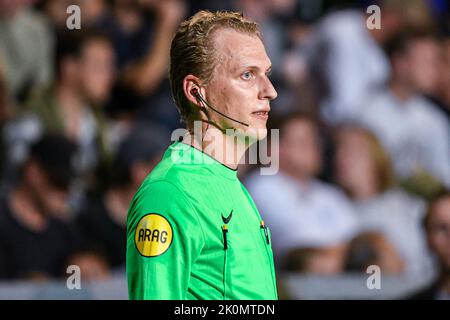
[259,76,278,101]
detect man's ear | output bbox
[183,75,206,107]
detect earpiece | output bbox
[191,87,201,98]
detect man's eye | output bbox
[241,71,253,80]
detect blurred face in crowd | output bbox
[77,0,106,25]
[25,161,71,221]
[203,29,277,140]
[393,38,441,94]
[67,252,110,283]
[407,38,441,95]
[369,5,406,45]
[439,39,450,105]
[346,231,405,274]
[79,38,116,105]
[279,118,321,179]
[334,128,378,196]
[44,0,66,26]
[427,196,450,272]
[44,0,73,28]
[296,245,348,275]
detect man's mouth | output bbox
[251,111,269,120]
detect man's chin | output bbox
[244,127,268,142]
[225,125,267,145]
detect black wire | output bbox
[194,93,249,127]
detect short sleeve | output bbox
[126,180,205,300]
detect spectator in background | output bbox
[407,192,450,300]
[0,63,13,124]
[37,0,71,31]
[245,112,358,273]
[334,125,434,276]
[65,249,111,283]
[440,35,450,111]
[355,30,450,196]
[345,231,406,275]
[0,66,14,182]
[73,124,169,270]
[0,134,81,280]
[410,30,450,125]
[234,0,297,81]
[100,0,187,131]
[430,34,450,121]
[313,0,438,124]
[235,0,320,117]
[403,31,442,98]
[0,0,54,104]
[311,0,407,124]
[3,29,116,187]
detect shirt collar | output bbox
[168,141,238,181]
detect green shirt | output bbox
[126,141,277,300]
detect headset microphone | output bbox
[190,88,249,127]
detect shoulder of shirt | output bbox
[363,90,393,111]
[245,170,295,193]
[140,154,208,192]
[131,149,206,209]
[130,178,207,244]
[413,97,450,127]
[382,188,426,210]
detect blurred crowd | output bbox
[0,0,449,299]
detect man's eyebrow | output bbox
[238,65,273,72]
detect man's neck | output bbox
[349,181,379,201]
[185,125,251,170]
[280,165,312,188]
[389,80,415,103]
[57,83,85,113]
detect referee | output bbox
[126,10,278,300]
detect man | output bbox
[245,112,358,272]
[0,134,80,279]
[312,1,405,124]
[3,28,116,185]
[355,31,450,192]
[407,192,450,299]
[126,10,278,300]
[0,0,54,103]
[75,123,169,269]
[101,0,187,131]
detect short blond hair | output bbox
[169,10,262,126]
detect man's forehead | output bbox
[212,29,271,70]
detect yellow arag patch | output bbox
[134,214,173,257]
